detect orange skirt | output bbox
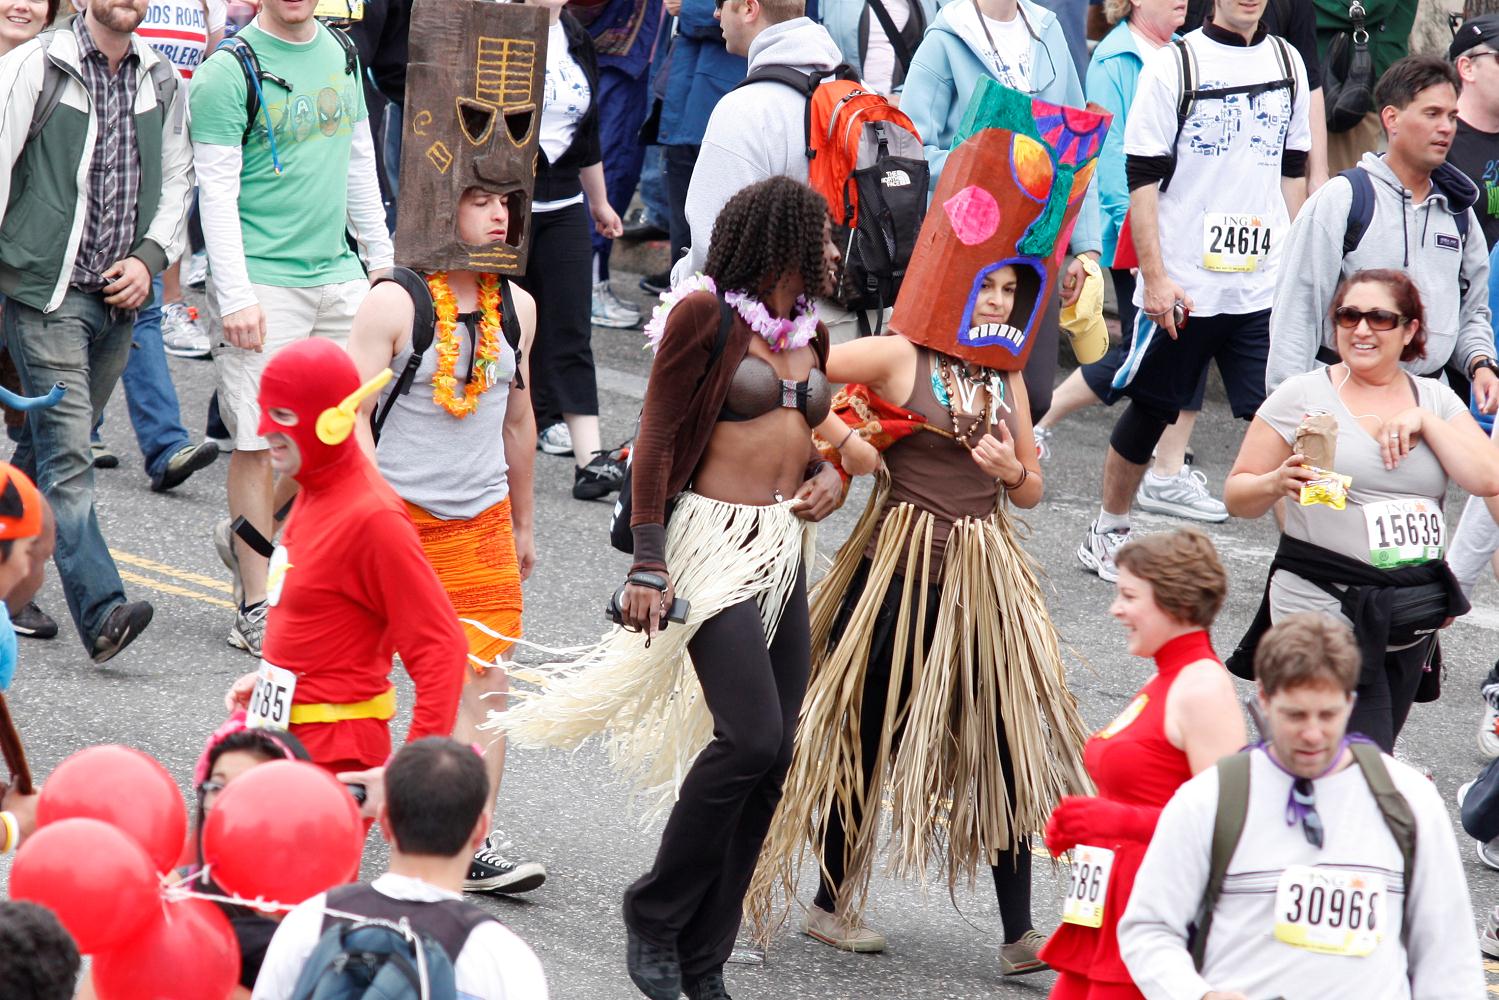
[406,497,523,679]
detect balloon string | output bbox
[164,883,371,923]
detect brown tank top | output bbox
[865,348,1019,573]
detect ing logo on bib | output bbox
[1097,694,1148,739]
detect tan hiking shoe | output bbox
[999,929,1050,976]
[801,903,887,953]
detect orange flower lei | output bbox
[427,271,505,419]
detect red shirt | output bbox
[262,452,466,769]
[1042,630,1214,988]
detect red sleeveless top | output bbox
[1041,630,1216,987]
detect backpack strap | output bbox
[1163,39,1195,195]
[322,883,494,963]
[370,266,436,443]
[866,0,914,75]
[1269,34,1296,113]
[1340,165,1375,256]
[1347,742,1417,956]
[732,65,859,161]
[28,34,67,144]
[214,35,266,145]
[1190,751,1252,971]
[324,21,359,77]
[499,276,524,391]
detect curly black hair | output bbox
[0,902,80,1000]
[704,177,832,301]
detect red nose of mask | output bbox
[258,339,362,476]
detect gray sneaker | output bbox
[1078,520,1130,583]
[537,422,573,456]
[184,250,209,290]
[228,601,268,657]
[161,302,211,358]
[1135,467,1228,523]
[999,929,1050,976]
[591,280,641,329]
[1483,905,1499,959]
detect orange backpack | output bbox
[735,66,928,332]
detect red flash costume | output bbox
[257,339,466,771]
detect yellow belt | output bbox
[288,687,397,725]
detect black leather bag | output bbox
[1323,0,1376,133]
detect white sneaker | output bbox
[1135,467,1228,523]
[184,250,209,290]
[1479,683,1499,758]
[537,422,573,456]
[161,302,212,358]
[591,280,641,329]
[1078,520,1130,583]
[801,903,886,953]
[1032,425,1052,462]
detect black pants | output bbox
[624,567,811,978]
[1020,292,1061,423]
[1349,635,1437,753]
[664,143,699,266]
[1080,269,1209,411]
[518,202,598,428]
[811,560,1033,942]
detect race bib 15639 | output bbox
[1363,498,1444,568]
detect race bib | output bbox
[246,661,297,731]
[1061,845,1115,929]
[1273,866,1385,957]
[1203,213,1272,272]
[1363,498,1444,568]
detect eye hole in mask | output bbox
[504,104,536,147]
[456,98,497,146]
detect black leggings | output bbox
[812,560,1033,943]
[1347,635,1437,753]
[518,202,598,428]
[623,567,811,978]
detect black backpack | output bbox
[369,266,523,443]
[214,22,359,145]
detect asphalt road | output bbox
[5,264,1499,998]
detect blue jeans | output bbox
[4,288,134,648]
[589,67,651,280]
[110,277,192,479]
[639,144,667,229]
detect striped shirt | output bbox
[70,17,142,291]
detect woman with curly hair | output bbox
[492,175,846,1000]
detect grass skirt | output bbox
[486,492,815,820]
[747,474,1092,937]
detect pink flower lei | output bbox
[642,273,820,354]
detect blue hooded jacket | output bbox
[901,0,1101,255]
[657,0,748,147]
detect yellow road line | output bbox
[119,569,236,611]
[113,550,232,594]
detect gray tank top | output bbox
[374,316,516,520]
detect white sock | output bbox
[1097,509,1131,533]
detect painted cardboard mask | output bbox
[394,0,548,274]
[889,79,1109,371]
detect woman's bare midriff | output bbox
[692,342,819,506]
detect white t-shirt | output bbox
[1119,748,1483,1000]
[1124,28,1311,316]
[137,0,227,79]
[862,0,911,96]
[535,19,591,212]
[979,11,1031,91]
[251,874,550,1000]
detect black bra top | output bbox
[718,355,831,425]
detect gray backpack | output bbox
[28,28,181,142]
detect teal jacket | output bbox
[902,0,1100,254]
[1085,21,1178,267]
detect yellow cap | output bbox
[1059,254,1109,365]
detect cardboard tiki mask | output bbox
[889,79,1109,371]
[394,0,548,274]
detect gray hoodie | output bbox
[1266,151,1492,393]
[671,18,845,282]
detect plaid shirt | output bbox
[70,17,141,292]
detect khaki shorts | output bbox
[207,279,367,451]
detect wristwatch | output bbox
[627,571,669,592]
[1468,356,1499,381]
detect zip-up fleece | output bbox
[0,26,193,313]
[1268,151,1491,393]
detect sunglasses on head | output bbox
[1333,307,1406,332]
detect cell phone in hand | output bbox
[606,586,690,629]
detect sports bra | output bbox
[718,355,831,425]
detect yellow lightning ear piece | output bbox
[316,368,394,445]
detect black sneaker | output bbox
[12,601,57,640]
[465,832,547,894]
[684,971,733,1000]
[150,440,220,493]
[91,441,119,469]
[639,270,671,296]
[91,600,153,664]
[626,927,681,1000]
[620,214,668,242]
[573,447,626,501]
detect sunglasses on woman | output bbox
[1332,307,1406,332]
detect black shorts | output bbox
[1081,270,1209,411]
[1110,307,1269,421]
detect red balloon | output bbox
[202,760,362,905]
[93,897,240,1000]
[37,745,187,873]
[10,818,163,954]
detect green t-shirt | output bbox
[190,24,368,287]
[1313,0,1419,83]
